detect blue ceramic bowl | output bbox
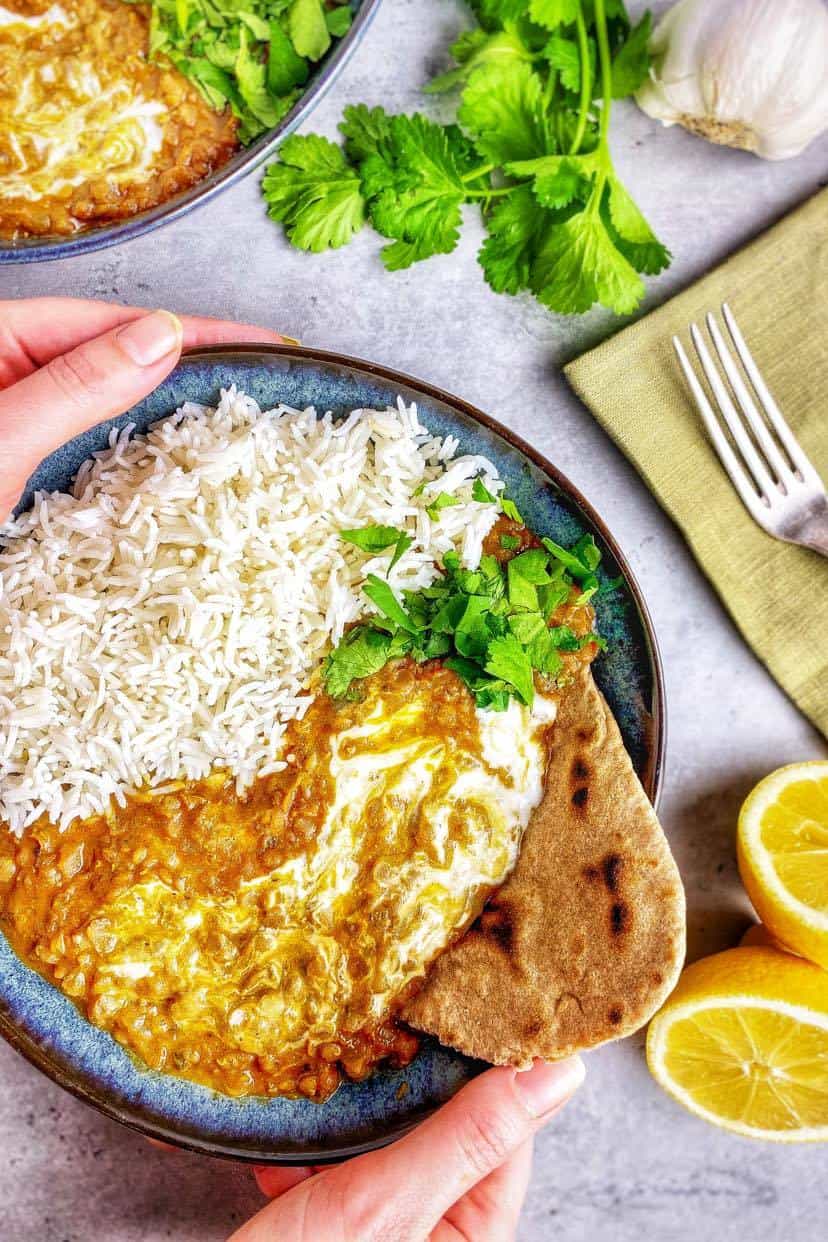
[0,0,382,265]
[0,346,665,1162]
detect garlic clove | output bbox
[635,0,828,161]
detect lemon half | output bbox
[737,761,828,969]
[646,947,828,1141]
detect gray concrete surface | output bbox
[1,1,827,1239]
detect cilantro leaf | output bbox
[389,531,414,572]
[506,151,601,209]
[340,525,408,553]
[444,655,512,711]
[458,62,550,165]
[324,626,392,698]
[544,35,581,91]
[236,28,295,132]
[537,579,570,618]
[507,558,539,611]
[454,595,495,660]
[542,534,601,579]
[262,134,366,251]
[478,186,549,295]
[240,12,273,42]
[426,26,535,94]
[501,496,523,523]
[531,636,563,677]
[531,207,643,316]
[472,477,498,504]
[547,624,582,650]
[365,114,470,270]
[611,11,651,98]
[572,533,601,570]
[469,0,532,30]
[426,491,461,520]
[324,521,606,709]
[287,0,330,60]
[510,547,553,583]
[603,176,671,275]
[529,0,581,28]
[267,21,309,96]
[507,611,547,646]
[500,533,521,550]
[484,634,535,705]
[363,575,421,635]
[326,4,352,38]
[340,103,396,163]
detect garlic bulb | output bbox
[635,0,828,160]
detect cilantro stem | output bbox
[584,0,614,218]
[569,5,592,156]
[542,65,556,112]
[593,0,614,149]
[467,186,515,200]
[462,163,495,183]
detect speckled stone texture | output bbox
[1,1,826,1238]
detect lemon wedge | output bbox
[740,923,798,955]
[737,761,828,969]
[647,947,828,1141]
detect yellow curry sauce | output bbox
[0,0,239,239]
[0,659,555,1100]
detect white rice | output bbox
[0,389,503,835]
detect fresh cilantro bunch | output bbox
[325,513,609,709]
[262,0,669,314]
[144,0,353,144]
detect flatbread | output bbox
[402,668,685,1065]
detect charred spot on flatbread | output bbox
[477,899,516,956]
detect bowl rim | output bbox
[0,343,666,1163]
[0,0,384,265]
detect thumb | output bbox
[0,309,183,521]
[339,1057,585,1240]
[230,1058,584,1242]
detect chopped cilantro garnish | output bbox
[363,575,421,636]
[500,496,523,523]
[499,533,521,550]
[426,492,462,521]
[323,627,396,699]
[323,525,610,704]
[472,477,498,504]
[388,531,414,572]
[341,525,407,553]
[340,523,413,578]
[541,534,598,579]
[484,634,535,705]
[145,0,353,146]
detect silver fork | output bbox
[673,303,828,558]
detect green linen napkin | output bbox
[565,189,828,737]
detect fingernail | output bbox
[514,1057,585,1120]
[280,335,301,346]
[116,311,182,366]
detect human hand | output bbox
[230,1058,585,1242]
[0,297,287,522]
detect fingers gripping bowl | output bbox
[0,346,682,1160]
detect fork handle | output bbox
[796,507,828,559]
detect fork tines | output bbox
[672,303,827,544]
